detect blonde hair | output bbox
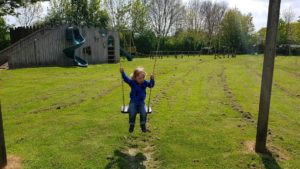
[131,66,147,80]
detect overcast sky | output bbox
[222,0,300,30]
[182,0,300,30]
[4,0,300,31]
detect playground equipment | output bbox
[120,47,134,61]
[120,30,136,61]
[120,35,161,114]
[121,105,152,114]
[63,27,88,67]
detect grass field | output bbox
[0,55,299,169]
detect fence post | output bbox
[0,101,7,168]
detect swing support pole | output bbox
[255,0,281,153]
[0,101,7,168]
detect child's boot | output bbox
[129,124,135,133]
[141,124,147,132]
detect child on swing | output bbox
[120,66,155,133]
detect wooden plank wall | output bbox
[76,27,120,64]
[0,25,120,69]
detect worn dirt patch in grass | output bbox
[220,66,255,123]
[28,83,120,114]
[243,141,290,161]
[4,155,22,169]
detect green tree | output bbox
[1,0,23,16]
[282,7,295,55]
[220,9,242,54]
[45,0,75,25]
[0,17,9,50]
[277,19,288,45]
[292,22,300,43]
[134,29,156,54]
[220,8,255,54]
[255,27,266,53]
[87,0,109,27]
[240,13,255,53]
[169,29,205,51]
[200,1,227,53]
[72,0,89,25]
[131,0,149,34]
[16,1,43,27]
[104,0,131,30]
[45,0,109,27]
[0,0,43,17]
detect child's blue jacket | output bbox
[122,72,155,104]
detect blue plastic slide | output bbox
[120,47,134,61]
[63,27,88,67]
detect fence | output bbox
[10,26,42,44]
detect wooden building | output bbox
[0,25,120,69]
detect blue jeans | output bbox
[128,102,147,125]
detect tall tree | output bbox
[184,0,207,51]
[72,0,89,25]
[46,0,108,27]
[0,17,10,50]
[293,22,300,44]
[104,0,131,30]
[220,8,254,54]
[200,0,227,50]
[1,0,23,17]
[282,6,295,55]
[131,0,149,33]
[0,0,44,17]
[240,13,255,53]
[220,9,242,54]
[16,1,43,27]
[277,19,287,44]
[255,27,267,53]
[148,0,183,37]
[87,0,109,27]
[45,0,68,25]
[186,0,204,31]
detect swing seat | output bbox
[121,105,152,114]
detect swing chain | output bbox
[119,57,126,108]
[147,35,161,112]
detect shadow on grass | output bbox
[105,150,147,169]
[260,150,282,169]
